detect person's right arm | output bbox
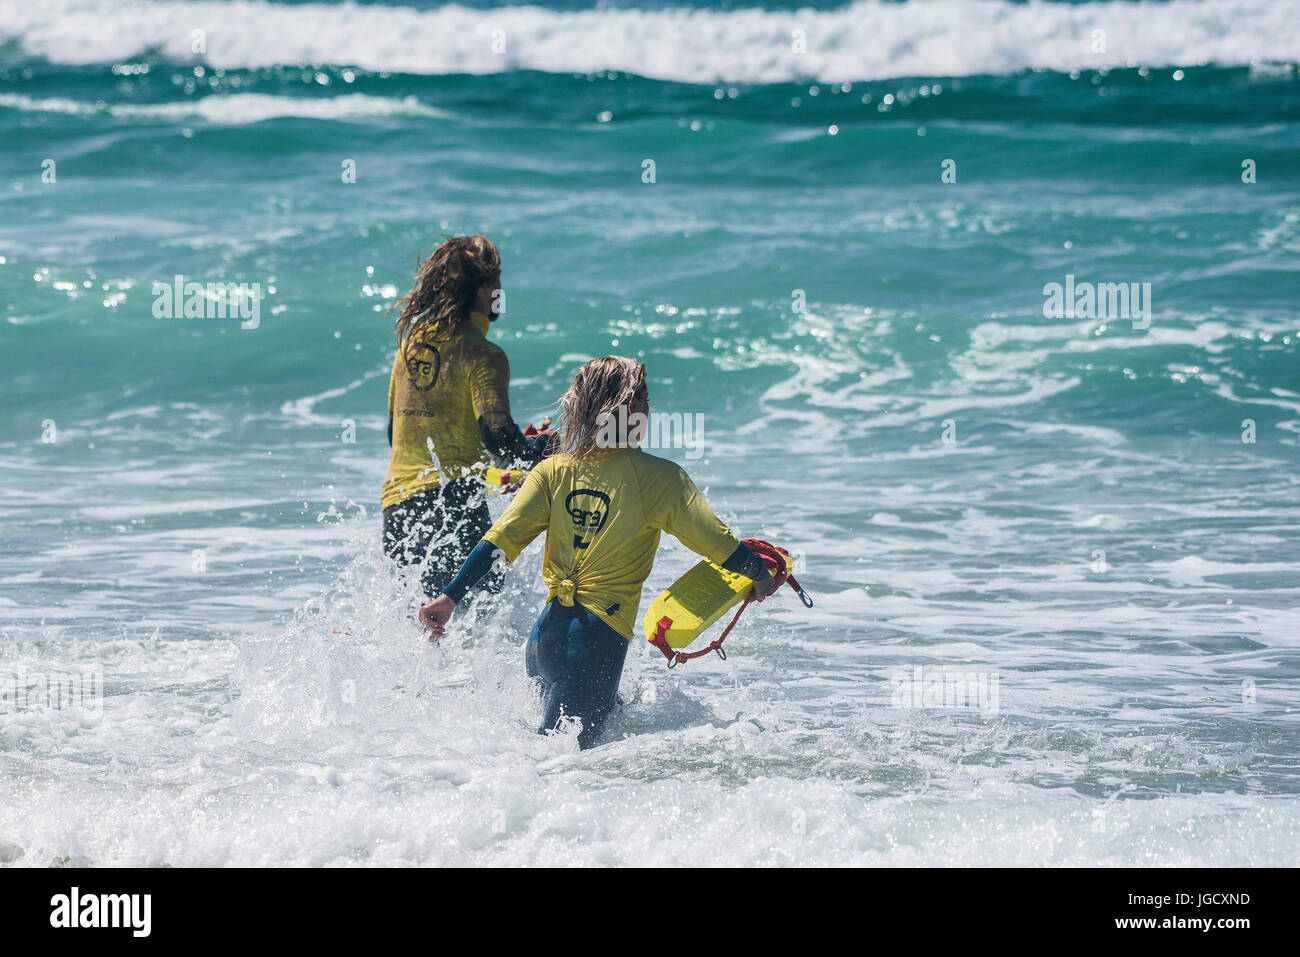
[387,353,398,447]
[419,464,552,639]
[419,540,501,637]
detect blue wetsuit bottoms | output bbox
[525,599,629,749]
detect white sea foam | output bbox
[3,524,1296,867]
[0,91,452,122]
[1,0,1296,85]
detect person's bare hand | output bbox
[418,595,456,642]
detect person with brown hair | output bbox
[418,356,774,749]
[382,234,550,597]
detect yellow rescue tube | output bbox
[484,466,528,491]
[644,551,794,651]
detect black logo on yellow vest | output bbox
[565,488,610,550]
[406,344,441,392]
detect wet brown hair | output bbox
[390,234,500,353]
[556,356,648,460]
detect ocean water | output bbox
[1,0,1299,867]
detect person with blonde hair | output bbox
[382,234,550,597]
[419,356,774,748]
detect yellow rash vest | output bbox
[381,311,511,509]
[482,447,740,639]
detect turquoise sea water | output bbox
[1,0,1298,865]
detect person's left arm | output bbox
[470,348,550,468]
[656,467,775,599]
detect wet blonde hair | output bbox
[557,356,647,460]
[390,234,500,354]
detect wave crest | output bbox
[2,0,1297,85]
